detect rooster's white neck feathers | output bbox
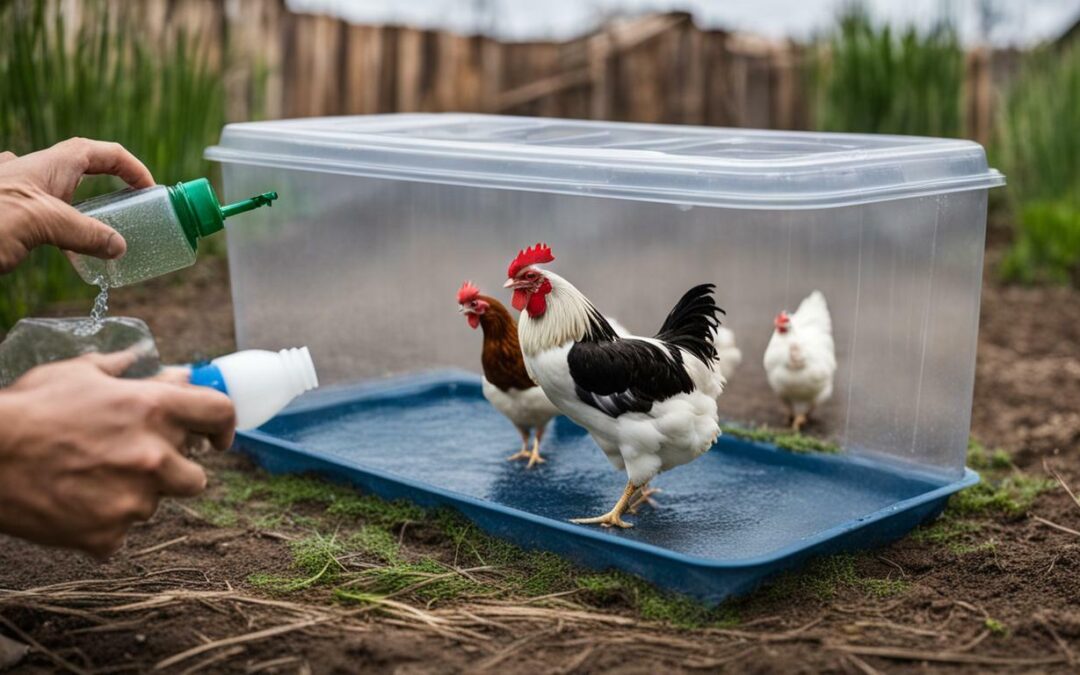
[517,270,602,357]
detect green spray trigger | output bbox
[221,191,278,219]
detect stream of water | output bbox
[74,279,110,337]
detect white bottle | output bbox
[189,347,318,430]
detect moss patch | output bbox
[944,438,1054,518]
[985,617,1008,636]
[910,520,995,554]
[720,424,841,454]
[949,475,1055,517]
[762,554,909,602]
[197,470,424,530]
[339,558,487,604]
[249,532,345,593]
[967,438,1014,472]
[576,571,739,629]
[347,526,402,565]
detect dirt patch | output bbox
[1,240,1079,674]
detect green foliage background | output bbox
[814,4,1080,285]
[994,42,1080,284]
[814,6,964,137]
[0,0,225,329]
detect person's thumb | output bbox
[81,350,139,376]
[38,198,126,259]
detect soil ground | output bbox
[2,233,1079,674]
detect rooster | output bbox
[504,244,726,528]
[763,290,836,431]
[458,281,560,468]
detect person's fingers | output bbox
[55,138,154,189]
[37,198,126,259]
[150,366,192,386]
[0,151,17,165]
[81,349,139,376]
[153,448,208,498]
[82,526,128,560]
[158,385,236,451]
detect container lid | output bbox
[205,114,1003,210]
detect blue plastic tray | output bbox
[235,371,977,603]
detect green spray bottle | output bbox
[71,179,276,287]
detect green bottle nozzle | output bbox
[168,178,278,249]
[221,191,278,219]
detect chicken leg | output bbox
[628,483,662,514]
[507,427,545,468]
[570,481,637,529]
[792,404,815,432]
[525,422,549,469]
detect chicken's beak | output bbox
[458,305,467,314]
[503,278,516,288]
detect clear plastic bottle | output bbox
[72,179,276,287]
[188,347,319,430]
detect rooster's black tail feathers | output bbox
[654,283,724,367]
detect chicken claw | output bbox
[506,443,530,462]
[507,438,546,468]
[571,482,637,528]
[792,413,809,432]
[628,484,662,514]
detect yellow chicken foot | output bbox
[627,484,662,514]
[508,436,546,468]
[570,481,637,528]
[526,437,546,469]
[507,429,532,462]
[792,413,808,432]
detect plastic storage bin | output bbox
[206,114,1001,600]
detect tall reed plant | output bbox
[0,0,225,329]
[996,42,1080,283]
[814,5,964,137]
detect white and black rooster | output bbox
[503,243,726,528]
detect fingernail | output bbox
[106,233,126,258]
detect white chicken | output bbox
[714,326,742,382]
[504,243,727,529]
[763,290,836,431]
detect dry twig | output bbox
[177,645,246,675]
[0,614,90,675]
[832,643,1066,666]
[844,653,887,675]
[129,536,189,559]
[1044,459,1080,511]
[1033,515,1080,537]
[1037,613,1077,667]
[155,617,332,670]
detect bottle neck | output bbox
[166,183,205,252]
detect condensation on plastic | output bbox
[72,186,195,287]
[208,115,998,480]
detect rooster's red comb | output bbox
[457,281,480,304]
[507,243,554,278]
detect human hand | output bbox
[0,138,154,274]
[0,351,235,558]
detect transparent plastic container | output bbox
[72,186,193,286]
[206,114,1003,480]
[72,180,277,287]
